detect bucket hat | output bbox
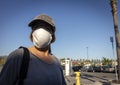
[28,14,55,33]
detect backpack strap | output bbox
[18,46,30,85]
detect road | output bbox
[81,72,116,81]
[80,72,116,84]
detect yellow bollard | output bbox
[74,72,81,85]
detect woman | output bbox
[0,14,66,85]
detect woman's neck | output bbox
[28,46,54,64]
[28,46,49,58]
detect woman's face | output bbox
[30,24,55,43]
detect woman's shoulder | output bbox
[51,55,61,65]
[0,47,25,75]
[7,47,24,61]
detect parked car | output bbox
[81,66,93,72]
[101,65,114,73]
[92,66,102,72]
[72,66,83,72]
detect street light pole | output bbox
[110,0,120,80]
[86,47,89,60]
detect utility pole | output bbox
[110,0,120,80]
[110,36,118,80]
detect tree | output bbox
[102,57,112,65]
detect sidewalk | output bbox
[65,76,76,85]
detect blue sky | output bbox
[0,0,120,60]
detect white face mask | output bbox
[32,28,52,48]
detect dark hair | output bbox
[49,46,52,54]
